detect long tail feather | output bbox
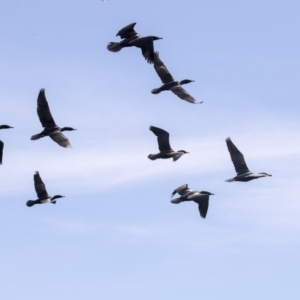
[151,88,161,94]
[148,154,157,160]
[31,133,43,140]
[107,42,123,52]
[171,198,182,204]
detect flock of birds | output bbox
[0,22,271,218]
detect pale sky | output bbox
[1,1,300,299]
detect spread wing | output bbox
[171,184,190,197]
[150,126,172,152]
[37,89,56,127]
[153,52,174,83]
[0,140,3,164]
[34,172,49,199]
[198,198,209,219]
[226,138,250,175]
[171,86,198,104]
[49,131,72,148]
[131,37,156,64]
[116,22,137,39]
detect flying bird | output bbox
[31,89,76,148]
[107,22,162,64]
[148,126,189,161]
[0,124,13,165]
[171,184,214,218]
[26,171,65,207]
[225,137,272,182]
[151,52,202,104]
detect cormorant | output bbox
[26,171,65,207]
[170,184,214,218]
[0,124,13,165]
[225,137,272,182]
[107,22,162,64]
[31,89,76,148]
[151,52,202,104]
[148,126,189,161]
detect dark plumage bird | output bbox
[26,171,65,207]
[31,89,76,148]
[225,137,272,182]
[107,22,162,64]
[151,52,202,104]
[170,184,214,219]
[148,126,189,161]
[0,124,13,165]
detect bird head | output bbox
[258,172,272,177]
[61,127,77,131]
[200,191,215,196]
[178,150,189,154]
[52,195,65,200]
[180,79,195,85]
[0,125,13,129]
[152,36,163,41]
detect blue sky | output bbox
[1,0,300,299]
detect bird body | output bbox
[171,184,214,218]
[151,52,202,104]
[26,171,65,207]
[107,23,162,64]
[148,126,189,162]
[0,124,13,165]
[225,137,272,182]
[31,89,76,148]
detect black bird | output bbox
[107,22,162,64]
[151,52,202,104]
[31,89,76,148]
[225,137,272,182]
[148,126,189,161]
[0,124,13,165]
[26,171,65,207]
[171,184,214,219]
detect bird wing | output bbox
[49,131,72,148]
[34,172,49,199]
[153,52,174,83]
[171,184,190,197]
[0,140,3,164]
[131,37,155,64]
[198,198,209,219]
[150,126,172,152]
[226,138,250,175]
[171,86,198,104]
[116,22,137,39]
[37,89,56,127]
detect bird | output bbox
[148,126,189,161]
[225,137,272,182]
[170,184,214,218]
[107,22,162,64]
[26,171,65,207]
[0,124,13,165]
[151,52,202,104]
[31,89,76,148]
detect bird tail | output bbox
[225,178,235,182]
[31,133,43,140]
[51,201,56,204]
[151,88,161,94]
[107,42,123,52]
[148,154,157,160]
[26,200,35,207]
[171,198,182,204]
